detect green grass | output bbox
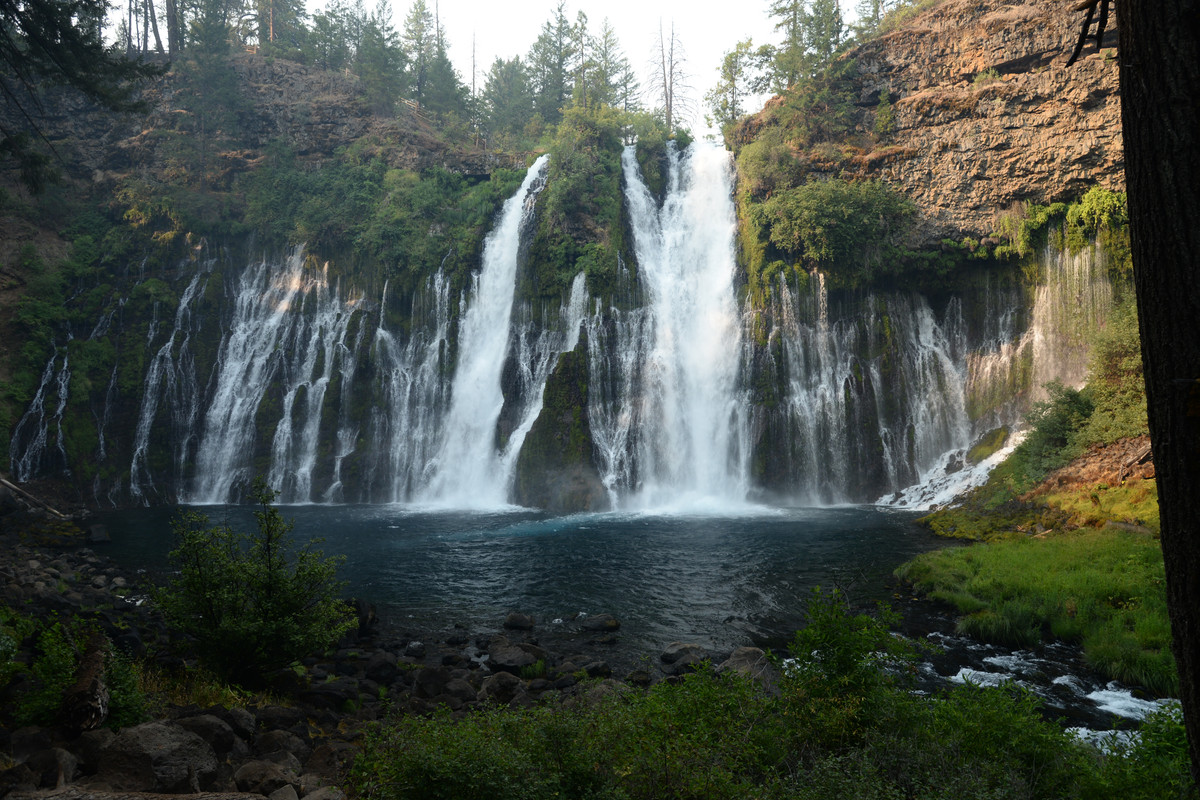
[896,528,1176,694]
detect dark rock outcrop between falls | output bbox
[0,500,771,798]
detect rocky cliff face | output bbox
[853,0,1122,241]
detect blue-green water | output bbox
[96,504,940,654]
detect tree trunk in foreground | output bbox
[1116,0,1200,782]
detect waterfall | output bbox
[586,143,749,508]
[761,279,970,504]
[187,250,363,504]
[129,268,210,503]
[417,155,551,507]
[8,345,70,482]
[966,242,1112,429]
[368,273,454,503]
[497,271,589,485]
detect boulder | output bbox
[257,729,313,763]
[26,747,78,788]
[488,637,545,674]
[304,786,348,800]
[234,759,296,795]
[659,642,706,665]
[716,646,780,692]
[477,671,523,705]
[413,666,451,699]
[270,784,301,800]
[305,741,358,779]
[176,713,245,757]
[94,721,219,792]
[365,651,399,684]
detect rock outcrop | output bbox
[740,0,1123,243]
[856,0,1123,240]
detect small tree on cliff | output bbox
[157,479,354,685]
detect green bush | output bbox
[16,620,147,729]
[156,478,355,685]
[1076,298,1147,446]
[760,178,916,286]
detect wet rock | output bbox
[582,661,612,678]
[659,642,706,665]
[503,611,536,630]
[404,640,426,659]
[487,637,541,674]
[580,613,620,632]
[717,646,780,692]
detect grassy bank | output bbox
[897,528,1175,695]
[350,594,1191,800]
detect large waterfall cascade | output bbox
[414,156,547,505]
[584,144,751,509]
[7,145,1117,511]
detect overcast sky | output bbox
[382,0,783,130]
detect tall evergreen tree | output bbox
[481,56,533,146]
[705,38,769,133]
[591,18,633,109]
[357,0,405,114]
[806,0,844,69]
[527,1,575,124]
[402,0,435,105]
[768,0,807,90]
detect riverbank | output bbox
[898,436,1174,696]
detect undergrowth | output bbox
[351,590,1191,800]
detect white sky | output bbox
[380,0,783,130]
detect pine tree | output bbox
[482,56,533,146]
[402,0,436,106]
[527,1,575,124]
[357,0,405,114]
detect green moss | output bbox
[966,427,1009,464]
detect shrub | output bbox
[156,478,354,685]
[16,620,147,729]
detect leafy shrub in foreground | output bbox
[156,478,354,685]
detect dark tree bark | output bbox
[1116,0,1200,782]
